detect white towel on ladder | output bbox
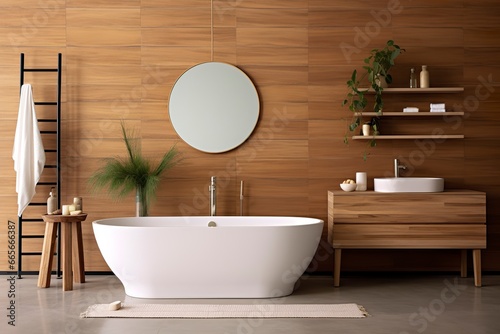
[12,84,46,216]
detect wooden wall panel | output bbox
[142,28,211,47]
[238,1,308,9]
[66,8,140,26]
[141,8,211,27]
[237,9,309,28]
[0,0,60,7]
[67,27,141,46]
[141,0,206,8]
[392,8,464,27]
[67,0,140,7]
[0,28,66,47]
[142,46,210,66]
[1,1,499,274]
[2,9,66,27]
[66,47,141,66]
[237,28,308,47]
[237,47,308,66]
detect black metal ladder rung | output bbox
[21,252,43,256]
[20,218,44,222]
[21,252,59,257]
[38,181,57,186]
[23,68,58,72]
[27,202,46,206]
[21,235,45,239]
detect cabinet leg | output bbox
[473,249,482,287]
[460,250,467,278]
[334,249,341,287]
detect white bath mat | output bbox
[80,303,368,319]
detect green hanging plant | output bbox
[88,122,180,216]
[342,40,404,155]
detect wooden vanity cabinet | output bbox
[327,190,486,287]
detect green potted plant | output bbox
[89,122,180,216]
[342,40,404,150]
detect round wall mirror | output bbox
[169,62,260,153]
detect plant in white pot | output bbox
[89,122,180,216]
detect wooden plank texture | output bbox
[330,190,486,224]
[328,190,487,286]
[328,190,487,249]
[0,1,499,274]
[332,224,487,249]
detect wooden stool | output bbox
[38,213,87,291]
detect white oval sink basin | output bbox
[374,177,444,193]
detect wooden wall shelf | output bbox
[352,135,465,140]
[354,87,465,139]
[362,87,464,94]
[354,112,465,117]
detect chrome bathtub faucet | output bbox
[394,158,407,178]
[209,176,216,216]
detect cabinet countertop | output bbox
[329,189,485,195]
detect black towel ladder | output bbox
[17,53,62,279]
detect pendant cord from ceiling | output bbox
[211,0,214,61]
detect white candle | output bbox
[62,205,70,215]
[362,124,370,136]
[356,172,367,191]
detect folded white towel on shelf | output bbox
[430,103,446,112]
[403,107,419,112]
[430,103,445,109]
[12,84,45,216]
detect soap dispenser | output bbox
[47,187,57,214]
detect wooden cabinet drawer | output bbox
[329,191,486,224]
[333,223,486,249]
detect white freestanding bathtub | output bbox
[92,216,323,298]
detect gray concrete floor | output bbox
[1,273,499,333]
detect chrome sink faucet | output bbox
[209,176,216,216]
[394,158,407,178]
